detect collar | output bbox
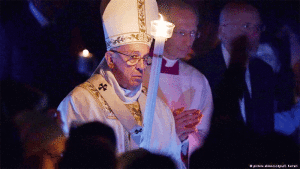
[221,43,230,68]
[162,56,179,67]
[29,2,50,27]
[161,56,179,75]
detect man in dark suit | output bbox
[0,0,82,108]
[189,2,300,167]
[190,2,275,135]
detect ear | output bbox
[105,51,115,69]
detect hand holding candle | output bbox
[141,14,175,149]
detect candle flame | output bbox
[150,13,174,39]
[82,49,89,57]
[159,13,164,21]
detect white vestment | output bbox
[58,60,184,168]
[144,57,213,156]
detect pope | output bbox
[57,0,190,168]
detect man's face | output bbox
[108,44,149,90]
[219,6,262,56]
[164,8,198,60]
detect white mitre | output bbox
[102,0,158,51]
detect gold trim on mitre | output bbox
[102,0,158,50]
[105,32,152,50]
[137,0,147,33]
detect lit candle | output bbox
[82,49,91,58]
[151,14,175,55]
[78,49,94,76]
[141,14,175,149]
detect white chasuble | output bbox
[58,74,184,168]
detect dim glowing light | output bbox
[82,49,90,58]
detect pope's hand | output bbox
[172,107,203,142]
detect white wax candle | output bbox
[141,37,165,149]
[141,14,174,150]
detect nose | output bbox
[243,27,261,37]
[183,35,195,48]
[135,58,147,71]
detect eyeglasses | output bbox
[110,50,152,66]
[173,30,200,38]
[221,23,266,33]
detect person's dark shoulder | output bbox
[251,57,274,74]
[188,45,223,74]
[250,57,275,91]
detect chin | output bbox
[129,81,142,89]
[180,51,190,59]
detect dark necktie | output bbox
[160,58,179,75]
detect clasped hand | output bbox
[173,107,203,142]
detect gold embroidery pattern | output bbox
[105,32,152,49]
[80,82,100,97]
[105,0,151,49]
[142,86,148,95]
[125,102,143,126]
[137,0,146,33]
[80,81,140,151]
[79,82,117,119]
